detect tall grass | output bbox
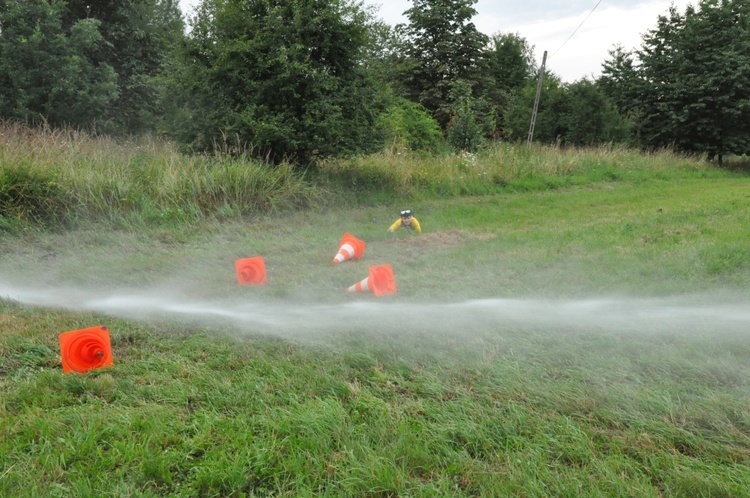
[0,122,323,229]
[0,122,739,232]
[318,143,719,196]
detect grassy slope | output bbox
[1,168,750,496]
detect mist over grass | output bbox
[2,292,750,496]
[1,123,750,496]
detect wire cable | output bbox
[550,0,603,59]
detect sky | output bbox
[177,0,695,82]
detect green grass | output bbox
[1,129,750,496]
[2,303,750,496]
[316,142,722,197]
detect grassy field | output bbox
[1,128,750,496]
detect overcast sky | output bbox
[177,0,695,82]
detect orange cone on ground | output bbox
[333,233,366,264]
[235,256,268,285]
[59,325,114,374]
[346,264,397,296]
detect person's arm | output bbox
[412,218,422,233]
[388,219,402,232]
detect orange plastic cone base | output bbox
[333,233,366,263]
[235,257,267,285]
[59,326,114,374]
[346,264,397,296]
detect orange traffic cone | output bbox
[235,256,267,285]
[59,325,114,374]
[333,233,366,264]
[346,264,397,296]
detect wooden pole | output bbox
[527,50,547,147]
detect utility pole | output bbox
[527,50,547,147]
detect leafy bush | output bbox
[378,98,445,153]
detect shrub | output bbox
[378,98,445,153]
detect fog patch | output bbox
[1,279,747,340]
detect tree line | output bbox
[1,0,748,165]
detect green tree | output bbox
[484,31,536,138]
[164,0,387,164]
[397,0,489,129]
[599,45,639,114]
[487,32,535,94]
[0,0,183,134]
[668,0,750,161]
[66,0,185,134]
[446,78,494,152]
[360,17,405,89]
[603,0,750,162]
[561,79,629,146]
[502,74,563,144]
[503,76,627,147]
[0,0,118,128]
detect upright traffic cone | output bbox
[235,256,267,285]
[333,233,366,264]
[59,325,114,374]
[346,264,397,296]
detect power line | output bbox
[550,0,603,59]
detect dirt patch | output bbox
[385,229,495,250]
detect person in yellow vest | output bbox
[388,209,422,233]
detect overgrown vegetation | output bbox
[0,123,322,230]
[1,122,726,232]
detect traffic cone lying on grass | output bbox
[59,325,114,374]
[333,233,366,264]
[346,264,397,296]
[235,256,267,285]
